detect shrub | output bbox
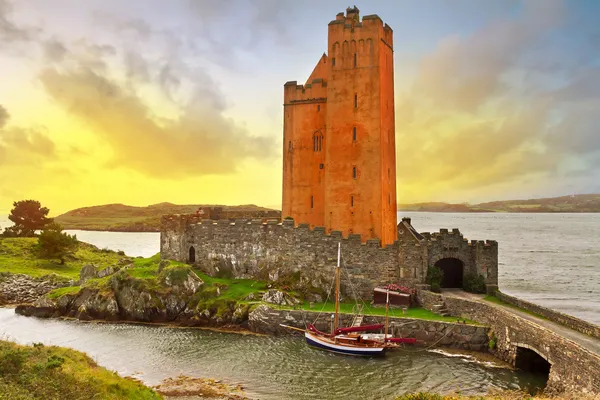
[426,266,443,293]
[463,272,486,294]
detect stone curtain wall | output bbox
[160,215,499,296]
[497,291,600,340]
[248,305,489,351]
[161,216,399,298]
[442,294,600,394]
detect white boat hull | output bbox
[305,332,386,356]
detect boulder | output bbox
[261,289,300,306]
[79,264,97,283]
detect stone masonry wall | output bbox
[442,295,600,394]
[162,216,399,298]
[248,305,489,351]
[161,215,499,298]
[497,291,600,340]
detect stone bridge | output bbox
[438,290,600,394]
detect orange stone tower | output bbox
[282,6,397,246]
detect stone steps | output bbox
[431,303,451,317]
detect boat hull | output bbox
[305,332,386,357]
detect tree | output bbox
[426,265,443,293]
[6,200,53,237]
[38,223,78,264]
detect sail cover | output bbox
[334,324,384,335]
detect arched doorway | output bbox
[188,246,196,263]
[435,258,463,288]
[515,346,551,389]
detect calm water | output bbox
[1,213,599,324]
[0,309,541,399]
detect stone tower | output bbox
[282,6,397,246]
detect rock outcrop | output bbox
[261,289,301,306]
[17,266,204,322]
[0,273,72,305]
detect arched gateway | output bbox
[435,258,464,288]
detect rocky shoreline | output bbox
[0,273,72,305]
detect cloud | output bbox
[0,105,8,128]
[395,0,600,201]
[0,0,277,179]
[0,105,56,166]
[38,65,274,178]
[0,0,40,45]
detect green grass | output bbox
[195,272,267,302]
[0,340,161,400]
[289,301,478,324]
[47,286,81,299]
[0,238,126,279]
[483,295,547,321]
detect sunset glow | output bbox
[1,0,599,214]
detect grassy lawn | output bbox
[0,238,126,280]
[288,301,478,324]
[483,295,547,321]
[0,340,161,400]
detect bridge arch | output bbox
[514,343,551,388]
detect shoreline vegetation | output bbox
[40,194,600,233]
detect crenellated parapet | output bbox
[161,216,401,298]
[161,215,499,297]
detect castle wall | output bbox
[161,215,499,298]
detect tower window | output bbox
[351,195,354,207]
[332,58,336,67]
[313,132,323,152]
[354,94,358,108]
[354,53,357,67]
[288,141,292,151]
[352,166,357,179]
[352,127,357,142]
[311,195,314,209]
[317,104,320,112]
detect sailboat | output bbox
[301,243,413,356]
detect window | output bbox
[388,168,390,179]
[311,196,314,209]
[313,132,323,152]
[317,104,320,112]
[388,193,391,205]
[354,94,358,108]
[319,163,324,169]
[353,53,357,67]
[352,127,357,142]
[288,141,292,151]
[351,195,354,207]
[332,58,336,66]
[352,166,357,179]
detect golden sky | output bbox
[1,0,599,215]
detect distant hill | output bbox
[398,194,600,213]
[55,203,279,232]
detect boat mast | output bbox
[334,242,341,334]
[384,288,390,343]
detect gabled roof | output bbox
[305,53,328,85]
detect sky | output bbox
[1,0,599,215]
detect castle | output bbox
[160,7,499,296]
[282,6,397,246]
